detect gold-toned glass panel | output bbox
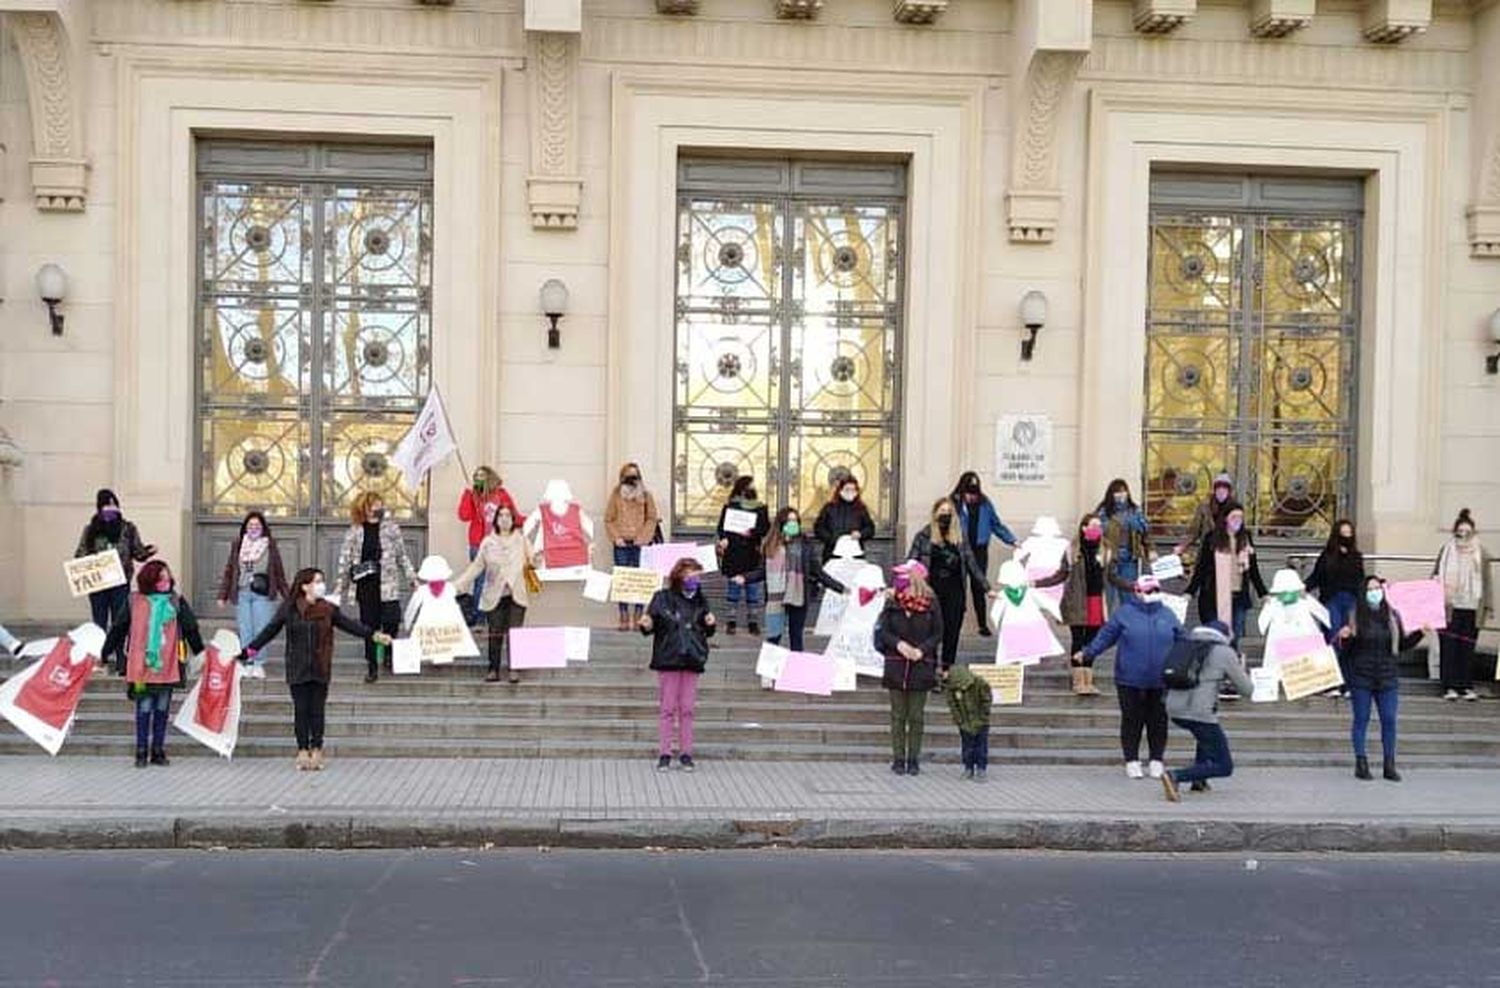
[200,410,309,518]
[1142,434,1235,535]
[324,186,430,301]
[676,200,782,310]
[1147,219,1238,325]
[795,203,899,316]
[787,427,894,531]
[1252,442,1346,540]
[200,300,309,404]
[201,182,309,297]
[321,412,427,520]
[1143,332,1235,428]
[1257,332,1351,430]
[1257,220,1352,329]
[324,306,430,404]
[673,424,780,532]
[674,315,779,414]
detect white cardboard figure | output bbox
[174,629,244,759]
[0,622,105,755]
[988,560,1065,666]
[404,555,481,662]
[522,479,595,582]
[1257,568,1332,670]
[814,537,869,637]
[1015,516,1070,608]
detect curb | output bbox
[4,815,1499,853]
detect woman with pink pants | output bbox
[639,557,716,773]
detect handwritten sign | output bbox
[415,622,467,665]
[564,626,591,663]
[756,642,790,681]
[1250,666,1280,703]
[609,566,662,605]
[995,413,1051,486]
[970,664,1024,705]
[63,551,126,598]
[723,508,759,537]
[392,638,421,675]
[1279,651,1343,701]
[1151,554,1185,582]
[1385,579,1448,631]
[581,569,613,603]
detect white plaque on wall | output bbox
[995,413,1052,486]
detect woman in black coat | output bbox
[1183,502,1266,647]
[812,474,877,563]
[875,562,944,777]
[715,475,771,636]
[907,498,990,670]
[1337,576,1428,783]
[640,558,717,773]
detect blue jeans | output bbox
[134,689,172,753]
[1350,684,1398,761]
[1325,591,1357,687]
[236,592,278,663]
[960,727,990,770]
[464,545,486,624]
[768,604,810,653]
[1230,595,1248,649]
[614,544,644,619]
[725,577,765,626]
[1169,718,1233,784]
[89,584,130,672]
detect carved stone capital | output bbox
[775,0,823,19]
[527,176,583,230]
[1249,0,1315,37]
[1468,206,1500,259]
[4,6,90,211]
[526,30,581,230]
[1007,47,1086,244]
[893,0,948,24]
[1132,0,1197,34]
[1362,0,1431,43]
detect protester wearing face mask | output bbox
[216,511,288,678]
[1337,577,1430,781]
[1035,513,1136,695]
[1433,509,1490,701]
[876,561,943,776]
[101,561,204,768]
[454,506,536,683]
[716,475,771,636]
[242,567,392,771]
[762,507,846,655]
[1078,574,1185,780]
[333,492,415,683]
[456,467,522,626]
[1094,479,1152,610]
[604,462,661,631]
[908,498,990,669]
[813,473,877,564]
[949,472,1019,636]
[1304,518,1367,689]
[75,489,156,674]
[1173,472,1235,569]
[1184,502,1267,648]
[639,559,716,772]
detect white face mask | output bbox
[311,581,328,599]
[840,488,857,503]
[1139,592,1161,605]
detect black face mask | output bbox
[624,476,640,485]
[743,490,757,502]
[937,516,953,531]
[1338,534,1355,547]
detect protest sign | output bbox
[1250,666,1280,703]
[1385,579,1447,631]
[508,627,568,669]
[609,566,662,605]
[63,551,126,598]
[564,626,591,663]
[392,638,421,675]
[970,664,1024,705]
[773,652,835,696]
[415,622,468,665]
[756,642,790,681]
[996,619,1062,666]
[1279,651,1344,701]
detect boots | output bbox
[1383,757,1402,782]
[134,748,148,769]
[309,749,325,772]
[1078,667,1100,695]
[1355,756,1372,780]
[149,748,169,767]
[1070,667,1087,695]
[295,749,312,771]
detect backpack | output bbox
[1161,638,1214,690]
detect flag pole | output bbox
[431,385,472,481]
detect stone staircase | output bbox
[4,612,1498,767]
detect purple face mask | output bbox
[893,574,912,593]
[682,577,701,595]
[100,506,121,519]
[1227,517,1243,534]
[1214,487,1230,503]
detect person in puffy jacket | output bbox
[943,663,993,782]
[1078,574,1183,780]
[1337,576,1429,783]
[875,561,943,777]
[639,558,717,773]
[1159,621,1255,802]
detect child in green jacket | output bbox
[944,664,993,781]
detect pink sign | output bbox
[507,627,568,669]
[1272,633,1329,664]
[641,543,699,577]
[1026,566,1064,608]
[1385,579,1448,631]
[998,619,1061,664]
[773,652,835,696]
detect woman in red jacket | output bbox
[457,466,521,624]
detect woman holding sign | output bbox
[454,506,535,683]
[1434,509,1490,702]
[716,475,770,636]
[813,474,876,564]
[75,489,155,674]
[604,462,661,631]
[639,558,717,772]
[875,561,943,777]
[1339,577,1428,782]
[242,567,392,771]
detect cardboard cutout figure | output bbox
[523,480,596,581]
[0,623,105,755]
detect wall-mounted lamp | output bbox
[36,263,67,336]
[539,278,570,350]
[1019,289,1047,361]
[1487,308,1500,375]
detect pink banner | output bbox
[508,627,568,669]
[773,652,835,696]
[1272,633,1329,664]
[1385,579,1448,631]
[640,542,700,577]
[998,619,1061,664]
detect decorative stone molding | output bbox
[775,0,823,19]
[525,0,581,33]
[1249,0,1314,37]
[4,6,90,211]
[893,0,948,24]
[1132,0,1196,34]
[656,0,700,12]
[526,31,582,229]
[1469,4,1500,257]
[1362,0,1431,43]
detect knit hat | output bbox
[1212,473,1233,491]
[96,488,119,511]
[892,559,929,582]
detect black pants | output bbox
[290,681,329,750]
[960,727,990,770]
[1116,684,1167,762]
[1440,608,1477,691]
[969,543,991,631]
[933,575,966,669]
[769,603,811,653]
[356,581,401,676]
[485,597,527,673]
[1070,625,1101,666]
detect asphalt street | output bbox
[2,850,1498,987]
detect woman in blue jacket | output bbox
[1095,478,1152,609]
[950,471,1018,636]
[1077,573,1184,780]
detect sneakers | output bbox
[657,755,672,772]
[1463,689,1480,702]
[246,664,267,680]
[1444,689,1459,701]
[906,759,921,777]
[133,749,148,769]
[1148,760,1165,779]
[1189,780,1211,793]
[891,760,907,776]
[679,754,696,773]
[1161,771,1180,803]
[973,768,988,784]
[1125,760,1144,779]
[962,767,974,781]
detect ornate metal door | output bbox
[1143,175,1362,546]
[673,159,905,541]
[192,142,433,607]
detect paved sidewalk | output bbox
[3,756,1500,852]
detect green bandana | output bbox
[1003,585,1026,606]
[143,593,176,673]
[1277,591,1300,606]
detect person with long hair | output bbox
[1183,501,1266,648]
[875,561,943,776]
[74,489,155,674]
[949,471,1019,635]
[639,558,717,772]
[1035,513,1135,695]
[603,461,661,631]
[716,475,771,635]
[243,567,392,771]
[454,505,536,683]
[215,510,289,678]
[1172,472,1235,568]
[1305,518,1366,689]
[813,473,876,564]
[456,467,522,626]
[1095,478,1151,610]
[100,560,203,768]
[332,491,415,683]
[762,506,846,654]
[907,498,989,670]
[1337,576,1429,781]
[1433,509,1490,701]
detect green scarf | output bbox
[143,593,176,673]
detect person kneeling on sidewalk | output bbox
[1160,620,1254,802]
[943,663,992,781]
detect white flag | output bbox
[391,389,457,489]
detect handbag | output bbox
[249,572,271,597]
[649,521,665,545]
[350,560,379,583]
[523,561,543,596]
